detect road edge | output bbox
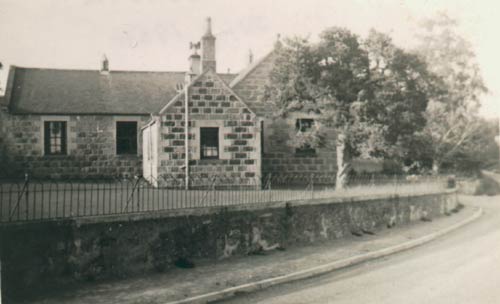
[166,207,483,304]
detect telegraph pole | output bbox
[0,61,3,95]
[0,61,2,304]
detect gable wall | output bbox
[262,114,337,182]
[158,72,261,186]
[232,53,338,182]
[0,109,148,179]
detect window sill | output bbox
[43,154,69,158]
[198,159,224,165]
[116,154,140,158]
[294,153,317,158]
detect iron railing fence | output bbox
[0,173,451,224]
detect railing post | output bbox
[212,175,216,205]
[311,173,314,199]
[24,173,29,220]
[268,173,272,202]
[184,174,189,207]
[136,176,141,211]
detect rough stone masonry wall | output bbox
[262,115,337,181]
[0,191,457,298]
[0,110,148,179]
[158,71,260,185]
[232,52,338,182]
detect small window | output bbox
[295,118,314,132]
[200,127,219,159]
[295,118,316,156]
[116,121,137,155]
[295,144,316,156]
[44,121,67,155]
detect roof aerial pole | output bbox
[184,39,201,190]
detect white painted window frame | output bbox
[40,115,70,156]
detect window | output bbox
[295,118,314,132]
[295,118,316,156]
[295,144,316,156]
[44,121,67,155]
[116,121,137,155]
[200,127,219,159]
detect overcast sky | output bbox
[0,0,498,118]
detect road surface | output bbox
[219,195,500,304]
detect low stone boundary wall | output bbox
[0,191,457,298]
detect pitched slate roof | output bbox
[229,51,274,88]
[230,50,277,117]
[7,67,237,115]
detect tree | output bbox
[362,30,435,162]
[265,29,369,189]
[265,28,433,189]
[414,13,488,174]
[456,117,499,171]
[424,115,499,173]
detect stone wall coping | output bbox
[0,189,455,228]
[67,189,456,226]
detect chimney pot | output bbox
[100,54,109,75]
[204,17,213,37]
[189,54,201,76]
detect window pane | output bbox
[44,121,67,155]
[296,144,316,156]
[296,118,314,132]
[116,122,138,155]
[200,127,219,159]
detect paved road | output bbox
[219,195,500,304]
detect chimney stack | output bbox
[188,41,201,76]
[100,54,109,75]
[201,17,216,73]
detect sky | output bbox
[0,0,498,118]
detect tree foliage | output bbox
[362,30,436,160]
[264,12,491,181]
[264,27,434,187]
[414,12,489,173]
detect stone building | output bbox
[0,18,343,182]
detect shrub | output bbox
[474,175,500,196]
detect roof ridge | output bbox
[14,66,190,74]
[13,66,239,76]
